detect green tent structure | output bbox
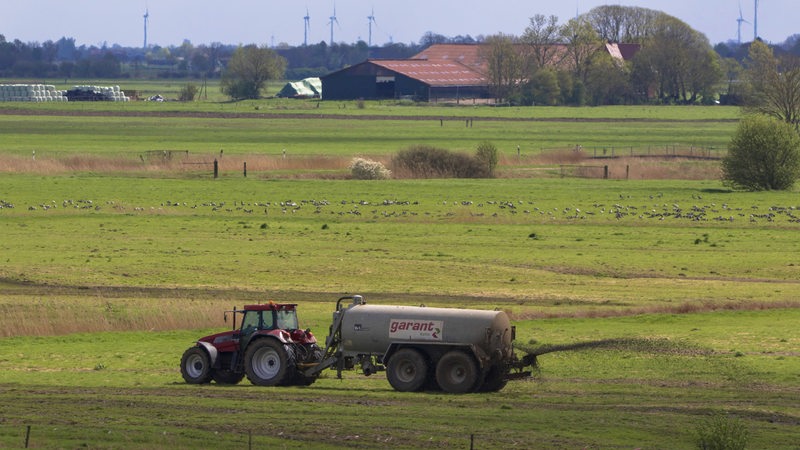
[276,77,321,99]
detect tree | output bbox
[559,18,603,85]
[480,34,523,103]
[221,45,286,100]
[179,83,199,101]
[585,51,632,105]
[722,115,800,191]
[630,15,721,103]
[475,141,498,177]
[744,41,800,130]
[720,57,745,105]
[586,5,661,43]
[521,14,562,70]
[528,68,560,105]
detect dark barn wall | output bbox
[394,75,430,101]
[321,72,378,100]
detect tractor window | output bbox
[276,310,298,330]
[262,311,274,329]
[240,311,261,333]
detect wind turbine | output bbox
[367,8,377,46]
[143,8,149,49]
[754,0,760,41]
[737,3,751,44]
[303,8,311,46]
[328,3,340,46]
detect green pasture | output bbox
[2,176,800,307]
[2,77,741,118]
[0,110,735,158]
[0,308,797,448]
[0,103,797,448]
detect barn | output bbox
[320,58,489,102]
[321,43,638,102]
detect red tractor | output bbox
[180,302,323,386]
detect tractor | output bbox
[180,302,323,386]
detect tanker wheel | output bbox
[479,365,508,392]
[180,347,213,384]
[244,339,294,386]
[386,348,428,392]
[435,351,480,394]
[212,369,245,385]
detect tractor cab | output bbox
[232,303,300,335]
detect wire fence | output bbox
[3,424,488,449]
[541,145,726,160]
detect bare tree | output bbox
[744,41,800,130]
[480,34,523,104]
[521,14,562,70]
[586,5,661,43]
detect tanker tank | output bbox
[338,303,514,359]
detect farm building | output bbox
[320,43,639,102]
[321,58,489,102]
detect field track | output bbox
[0,106,738,122]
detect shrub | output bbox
[721,115,800,191]
[475,141,498,177]
[179,83,199,102]
[694,413,749,450]
[349,157,391,180]
[392,145,489,179]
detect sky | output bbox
[0,1,796,49]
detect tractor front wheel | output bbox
[244,339,294,386]
[180,347,213,384]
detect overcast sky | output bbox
[1,1,796,49]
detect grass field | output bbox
[0,98,798,448]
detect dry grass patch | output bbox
[0,153,355,177]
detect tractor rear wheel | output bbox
[386,348,428,392]
[435,351,480,394]
[180,347,213,384]
[244,339,294,386]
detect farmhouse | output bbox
[320,43,639,102]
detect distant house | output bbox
[321,43,639,102]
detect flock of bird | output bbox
[4,196,800,224]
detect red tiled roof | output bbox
[412,44,486,72]
[370,59,487,86]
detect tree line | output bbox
[1,4,799,107]
[480,5,800,107]
[0,34,421,81]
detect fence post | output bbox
[243,162,247,178]
[626,164,630,180]
[213,159,219,179]
[25,425,31,448]
[604,165,609,179]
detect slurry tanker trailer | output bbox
[181,295,535,393]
